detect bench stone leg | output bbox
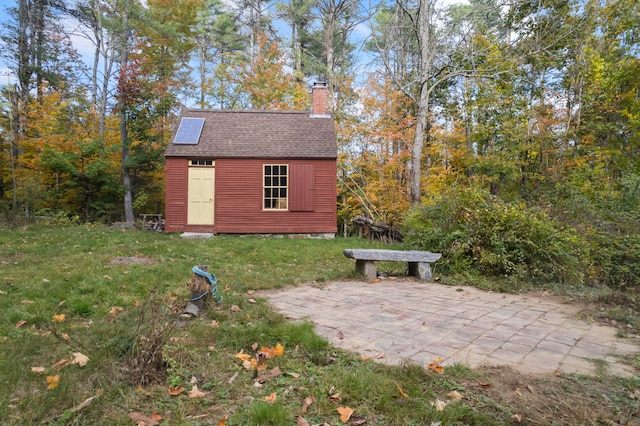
[355,259,377,280]
[409,262,432,281]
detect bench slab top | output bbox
[343,249,442,262]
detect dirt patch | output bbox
[468,365,640,425]
[109,255,155,265]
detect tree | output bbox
[231,33,310,110]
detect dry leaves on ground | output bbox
[46,375,59,390]
[188,385,206,398]
[337,406,354,423]
[427,357,444,374]
[72,352,89,367]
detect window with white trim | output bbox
[263,165,288,210]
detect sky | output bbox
[0,0,466,90]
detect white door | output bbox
[187,167,215,225]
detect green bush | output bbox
[588,232,640,290]
[402,187,586,284]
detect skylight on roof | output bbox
[174,117,205,144]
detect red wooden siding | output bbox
[164,158,188,232]
[289,163,315,212]
[164,158,336,234]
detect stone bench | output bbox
[343,249,442,281]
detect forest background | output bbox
[0,0,638,289]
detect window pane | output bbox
[280,188,287,198]
[280,165,287,175]
[281,176,287,186]
[265,165,271,175]
[265,177,271,186]
[264,188,271,198]
[264,199,271,209]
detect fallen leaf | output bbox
[247,290,255,295]
[52,314,66,323]
[14,320,27,328]
[288,372,300,378]
[302,395,315,413]
[72,352,89,367]
[58,300,66,307]
[478,383,492,388]
[52,358,72,370]
[257,366,283,383]
[297,416,310,426]
[134,300,141,307]
[514,388,522,397]
[427,357,445,374]
[360,354,370,361]
[0,337,7,343]
[337,406,354,423]
[431,399,447,411]
[0,290,7,295]
[264,392,277,403]
[46,375,60,390]
[525,384,534,394]
[30,367,45,374]
[69,394,100,413]
[188,385,206,398]
[447,390,463,402]
[108,306,123,316]
[629,389,640,399]
[235,352,251,362]
[273,343,284,356]
[169,386,185,396]
[511,412,523,422]
[230,305,241,312]
[337,331,345,339]
[253,381,264,388]
[217,416,228,426]
[21,300,34,304]
[43,278,50,283]
[62,333,70,341]
[348,416,367,425]
[247,298,257,304]
[128,412,159,426]
[396,383,408,398]
[328,392,342,402]
[210,320,219,328]
[150,413,162,421]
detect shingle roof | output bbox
[164,109,337,159]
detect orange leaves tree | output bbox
[13,86,121,221]
[337,76,412,234]
[228,33,310,111]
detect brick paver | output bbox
[260,279,640,376]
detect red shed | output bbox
[164,83,337,236]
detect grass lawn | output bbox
[0,225,638,425]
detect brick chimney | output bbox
[310,82,329,117]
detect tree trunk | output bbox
[117,1,134,223]
[409,0,435,204]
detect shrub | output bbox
[402,187,586,284]
[588,232,640,290]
